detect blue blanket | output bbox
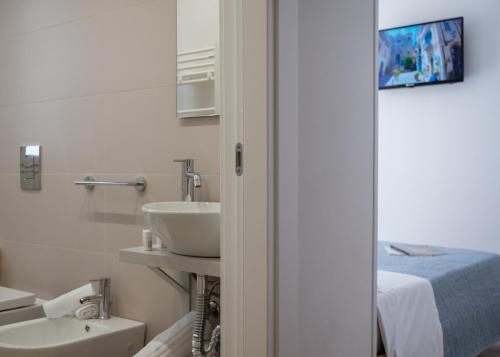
[379,242,500,357]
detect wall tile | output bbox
[0,0,150,38]
[0,174,107,252]
[0,96,101,175]
[103,174,178,254]
[104,254,186,340]
[95,0,177,92]
[0,0,176,106]
[93,86,220,175]
[0,86,220,176]
[0,17,99,106]
[0,241,107,299]
[196,174,220,202]
[0,0,220,344]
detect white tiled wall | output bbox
[0,0,219,340]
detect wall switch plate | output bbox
[20,145,41,190]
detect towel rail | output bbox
[178,47,215,57]
[74,176,146,192]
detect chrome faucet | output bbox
[174,159,202,202]
[80,278,111,320]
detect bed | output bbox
[377,242,500,357]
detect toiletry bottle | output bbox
[142,229,153,251]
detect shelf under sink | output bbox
[119,246,220,277]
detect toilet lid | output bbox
[0,286,36,311]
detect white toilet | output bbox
[0,286,44,326]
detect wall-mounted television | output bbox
[379,17,464,90]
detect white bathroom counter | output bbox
[119,246,220,277]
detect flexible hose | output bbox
[205,325,221,355]
[192,275,209,357]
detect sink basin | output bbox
[143,202,221,257]
[0,316,145,357]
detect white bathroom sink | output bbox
[143,201,221,257]
[0,316,145,357]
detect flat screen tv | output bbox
[379,17,464,90]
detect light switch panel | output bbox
[20,145,41,190]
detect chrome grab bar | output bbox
[74,176,146,192]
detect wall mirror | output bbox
[177,0,220,119]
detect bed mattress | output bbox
[378,242,500,357]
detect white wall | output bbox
[278,0,377,355]
[379,0,500,253]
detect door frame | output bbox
[220,0,272,356]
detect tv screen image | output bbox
[379,17,464,89]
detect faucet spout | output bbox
[174,159,202,201]
[80,295,103,304]
[185,172,202,188]
[82,278,111,320]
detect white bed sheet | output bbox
[377,271,443,357]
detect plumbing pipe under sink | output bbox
[193,275,220,357]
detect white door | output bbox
[277,0,378,356]
[221,0,377,356]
